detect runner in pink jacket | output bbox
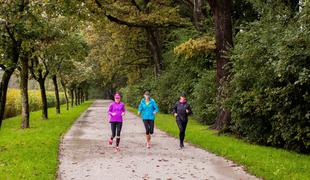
[107,93,126,152]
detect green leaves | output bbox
[226,1,310,153]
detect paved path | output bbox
[57,100,258,180]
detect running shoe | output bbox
[115,147,120,152]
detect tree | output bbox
[29,53,49,119]
[19,52,30,128]
[205,0,234,130]
[77,0,189,77]
[0,0,28,128]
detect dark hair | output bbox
[180,92,187,98]
[144,90,150,96]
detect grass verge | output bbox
[0,101,93,180]
[127,106,310,180]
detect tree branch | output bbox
[5,24,16,43]
[42,60,49,80]
[131,0,142,11]
[29,59,38,81]
[94,0,189,28]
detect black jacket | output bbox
[173,101,192,121]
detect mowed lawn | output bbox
[127,106,310,180]
[0,101,93,180]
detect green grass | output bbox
[0,101,93,180]
[127,106,310,180]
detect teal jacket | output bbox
[138,98,159,120]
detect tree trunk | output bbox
[38,77,48,119]
[61,80,69,110]
[0,69,14,128]
[52,75,60,114]
[74,88,78,106]
[85,91,88,101]
[78,88,81,105]
[193,0,205,31]
[81,89,84,103]
[20,55,30,128]
[146,27,163,77]
[208,0,233,130]
[70,88,74,108]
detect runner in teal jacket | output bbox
[138,91,159,148]
[138,98,159,120]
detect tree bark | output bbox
[70,88,74,108]
[146,27,163,77]
[61,80,69,110]
[74,88,78,106]
[85,91,88,101]
[52,75,60,114]
[81,89,84,103]
[193,0,206,31]
[38,74,48,119]
[0,69,14,128]
[20,55,30,128]
[208,0,233,130]
[0,40,21,128]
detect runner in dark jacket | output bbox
[173,93,192,149]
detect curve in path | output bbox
[57,100,259,180]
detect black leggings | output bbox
[176,120,188,144]
[143,120,154,135]
[110,122,123,138]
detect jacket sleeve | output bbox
[108,103,113,115]
[187,103,193,115]
[153,100,159,113]
[172,102,178,114]
[122,103,126,113]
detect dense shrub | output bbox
[191,70,217,124]
[5,89,66,118]
[227,8,310,153]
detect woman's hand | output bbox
[153,111,157,115]
[111,112,117,116]
[174,113,178,117]
[186,109,189,113]
[121,112,125,116]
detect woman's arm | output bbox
[153,100,159,113]
[122,103,126,115]
[108,103,114,116]
[186,104,193,115]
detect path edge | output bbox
[55,101,96,180]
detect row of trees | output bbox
[0,1,92,128]
[65,0,309,153]
[1,0,308,153]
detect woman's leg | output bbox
[149,120,154,135]
[115,122,123,147]
[143,120,151,148]
[109,122,116,145]
[143,120,150,135]
[111,122,116,139]
[176,119,186,148]
[181,120,188,147]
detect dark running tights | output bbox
[176,120,188,145]
[110,122,122,146]
[143,120,154,135]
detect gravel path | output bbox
[57,100,259,180]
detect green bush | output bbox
[191,70,217,124]
[227,6,310,153]
[5,89,66,118]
